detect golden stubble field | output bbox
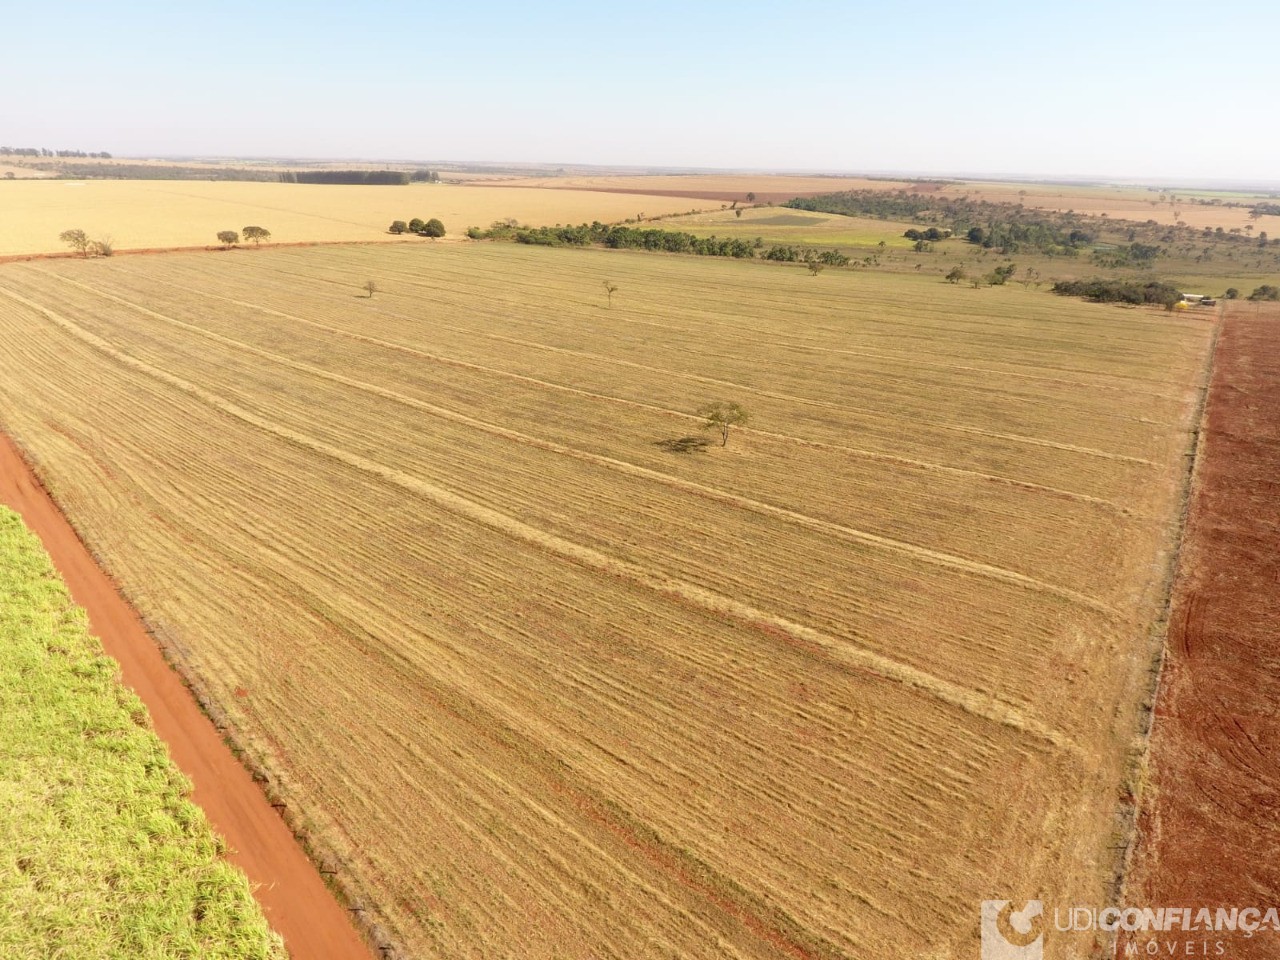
[0,180,710,256]
[0,243,1211,958]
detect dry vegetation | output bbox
[0,180,708,256]
[0,243,1211,958]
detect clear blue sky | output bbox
[2,0,1276,182]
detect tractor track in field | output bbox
[0,432,377,960]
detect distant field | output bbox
[494,173,1280,234]
[494,173,914,200]
[943,180,1280,233]
[0,507,283,959]
[0,243,1210,958]
[0,180,709,256]
[658,206,921,249]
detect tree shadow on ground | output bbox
[653,436,712,454]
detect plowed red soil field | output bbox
[1121,302,1280,958]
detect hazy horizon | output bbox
[3,0,1277,183]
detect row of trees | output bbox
[469,220,849,265]
[2,147,111,158]
[217,226,271,246]
[389,218,446,237]
[280,170,411,185]
[1051,278,1182,308]
[785,189,1103,256]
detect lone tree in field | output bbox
[364,280,378,298]
[59,228,91,257]
[422,218,446,238]
[242,225,270,245]
[945,265,966,284]
[217,230,239,247]
[746,192,756,202]
[697,401,749,447]
[808,261,824,276]
[603,280,618,308]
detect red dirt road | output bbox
[1121,303,1280,958]
[0,434,374,960]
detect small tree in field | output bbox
[945,265,966,284]
[422,218,446,238]
[603,280,618,308]
[746,191,756,202]
[242,225,270,245]
[808,261,824,276]
[697,401,749,447]
[389,220,408,235]
[408,218,426,234]
[364,280,378,298]
[60,228,91,257]
[217,230,239,247]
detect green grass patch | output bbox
[658,207,918,249]
[0,507,284,959]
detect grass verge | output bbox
[0,506,284,959]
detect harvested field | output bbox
[0,243,1212,958]
[1121,301,1280,958]
[0,180,709,256]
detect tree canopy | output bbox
[697,401,749,447]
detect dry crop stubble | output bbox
[0,242,1210,958]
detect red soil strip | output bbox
[1119,303,1280,957]
[0,434,374,960]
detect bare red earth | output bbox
[0,433,374,960]
[1120,303,1280,958]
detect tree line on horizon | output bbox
[1,146,112,158]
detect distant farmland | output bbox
[0,243,1211,958]
[0,180,708,256]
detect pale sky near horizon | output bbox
[2,0,1277,184]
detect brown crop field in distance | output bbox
[0,180,711,256]
[937,181,1280,234]
[494,172,1280,234]
[0,243,1212,958]
[491,173,914,201]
